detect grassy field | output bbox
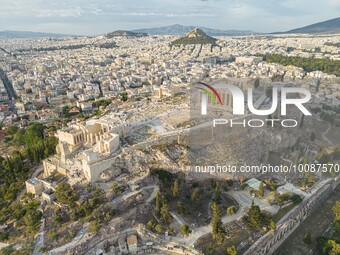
[272,203,297,223]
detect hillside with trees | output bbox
[260,54,340,77]
[171,28,218,46]
[0,123,58,249]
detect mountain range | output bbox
[105,30,147,38]
[132,24,256,36]
[1,17,340,39]
[283,17,340,34]
[0,30,73,39]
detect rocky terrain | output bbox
[170,28,218,46]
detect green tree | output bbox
[257,181,265,197]
[303,232,312,245]
[291,194,303,204]
[177,201,186,214]
[191,188,200,203]
[53,214,63,225]
[155,190,161,213]
[55,183,77,208]
[211,202,225,243]
[121,92,128,102]
[227,245,238,255]
[160,203,171,223]
[180,224,191,236]
[227,206,236,216]
[48,229,58,241]
[23,209,42,234]
[25,123,45,143]
[146,220,155,230]
[7,125,18,136]
[172,179,179,198]
[92,99,111,109]
[245,200,262,230]
[269,220,276,232]
[88,220,101,235]
[155,224,163,233]
[333,201,340,221]
[265,179,277,191]
[61,106,70,117]
[0,232,9,241]
[68,229,76,238]
[213,183,221,204]
[327,239,340,254]
[333,220,340,235]
[111,182,122,195]
[261,53,340,77]
[75,113,85,119]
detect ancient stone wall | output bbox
[244,179,339,255]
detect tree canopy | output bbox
[260,54,340,77]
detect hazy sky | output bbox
[1,0,340,35]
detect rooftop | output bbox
[245,178,262,191]
[127,234,138,245]
[27,178,42,185]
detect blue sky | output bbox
[0,0,339,35]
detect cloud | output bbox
[104,12,217,17]
[0,0,338,34]
[35,8,82,18]
[35,5,103,18]
[328,0,340,8]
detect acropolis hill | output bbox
[39,77,331,184]
[42,92,191,183]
